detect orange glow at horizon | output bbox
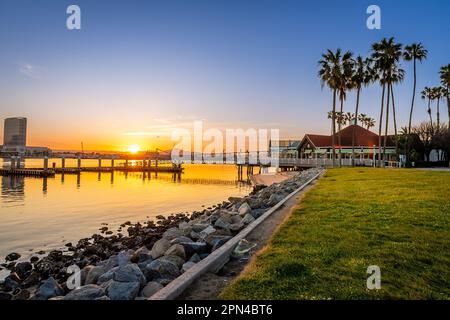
[127,145,140,154]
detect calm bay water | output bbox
[0,159,251,265]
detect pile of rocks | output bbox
[0,168,320,300]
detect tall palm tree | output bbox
[350,56,373,166]
[403,43,428,135]
[432,86,443,130]
[389,66,405,141]
[440,64,450,128]
[371,37,403,166]
[421,86,434,132]
[336,52,354,167]
[319,49,352,167]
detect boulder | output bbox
[238,202,251,216]
[64,284,105,300]
[5,252,21,262]
[85,266,105,285]
[230,215,242,224]
[164,244,186,260]
[117,250,130,266]
[179,242,208,256]
[214,218,230,230]
[131,246,151,263]
[35,277,64,300]
[188,253,202,263]
[241,213,255,224]
[191,223,210,233]
[144,259,180,280]
[268,193,284,206]
[229,222,245,232]
[0,292,12,300]
[106,280,140,300]
[159,255,185,269]
[199,225,216,239]
[112,264,146,287]
[170,236,192,244]
[3,276,19,292]
[181,262,196,273]
[162,227,182,241]
[178,222,192,235]
[97,267,116,284]
[14,261,32,278]
[150,238,171,259]
[141,281,163,298]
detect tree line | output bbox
[318,37,450,167]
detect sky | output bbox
[0,0,449,151]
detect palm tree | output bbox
[432,87,443,130]
[357,114,375,130]
[440,64,450,127]
[421,86,434,132]
[403,43,428,135]
[336,52,354,167]
[350,56,373,165]
[319,49,352,167]
[389,66,405,138]
[371,37,403,166]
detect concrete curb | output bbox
[149,169,324,300]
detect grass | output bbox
[220,168,450,300]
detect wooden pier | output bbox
[0,168,55,177]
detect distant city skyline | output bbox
[0,0,449,151]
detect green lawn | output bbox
[220,168,450,300]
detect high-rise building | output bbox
[3,117,27,147]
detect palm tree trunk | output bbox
[428,98,434,132]
[378,83,386,167]
[436,98,440,131]
[352,87,361,167]
[384,82,391,165]
[338,97,343,167]
[391,84,397,136]
[331,89,337,167]
[408,59,416,135]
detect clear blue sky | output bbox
[0,0,449,150]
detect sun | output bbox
[127,145,140,154]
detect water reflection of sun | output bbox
[127,145,140,154]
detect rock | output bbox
[0,292,12,300]
[144,259,180,281]
[238,202,251,216]
[268,193,284,206]
[179,242,209,256]
[4,276,20,292]
[230,215,242,224]
[170,236,192,244]
[30,256,39,264]
[100,255,119,271]
[162,227,182,241]
[48,296,64,300]
[199,225,216,239]
[97,268,116,284]
[189,231,200,240]
[21,271,40,287]
[241,213,256,224]
[112,264,146,287]
[159,255,185,269]
[178,222,191,235]
[35,277,64,300]
[188,253,201,263]
[95,296,110,300]
[214,218,230,230]
[80,265,94,285]
[205,235,232,248]
[106,280,140,300]
[64,284,106,300]
[228,197,242,204]
[141,281,163,298]
[181,262,196,273]
[229,222,245,232]
[191,223,210,233]
[85,266,106,285]
[5,252,21,261]
[209,236,232,251]
[13,261,32,278]
[150,238,171,259]
[131,246,151,263]
[117,251,130,266]
[164,244,186,260]
[12,289,30,300]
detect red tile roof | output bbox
[304,125,395,148]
